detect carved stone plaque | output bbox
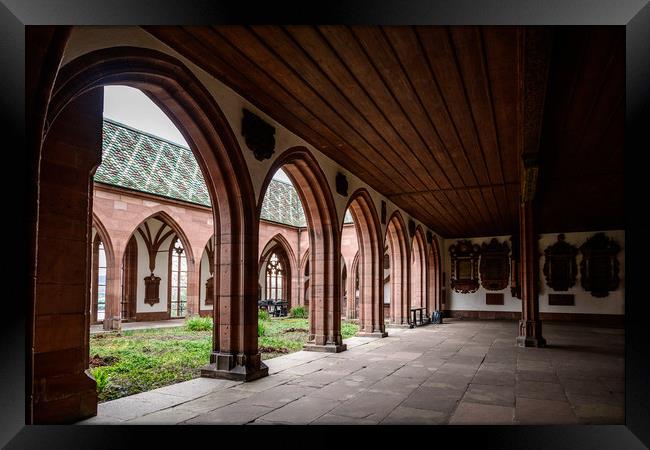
[144,273,161,306]
[449,240,481,294]
[486,293,504,305]
[479,238,510,291]
[543,234,578,291]
[579,233,620,297]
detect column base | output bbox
[200,352,268,381]
[103,316,121,331]
[516,336,547,348]
[355,331,388,338]
[303,343,347,353]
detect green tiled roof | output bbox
[96,119,211,206]
[96,119,357,227]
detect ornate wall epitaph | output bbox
[579,233,620,297]
[479,238,510,291]
[543,234,578,291]
[449,240,481,294]
[144,273,161,306]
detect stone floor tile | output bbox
[257,396,341,424]
[516,370,560,383]
[514,397,579,424]
[236,384,316,409]
[309,379,368,401]
[328,390,406,422]
[401,385,465,413]
[380,406,448,425]
[126,407,200,424]
[178,388,254,413]
[367,375,422,396]
[287,369,349,388]
[449,401,514,425]
[97,392,187,421]
[229,372,293,392]
[184,404,273,425]
[515,380,567,401]
[471,368,515,386]
[392,364,432,380]
[148,377,240,400]
[310,413,378,425]
[462,383,515,407]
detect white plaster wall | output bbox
[134,218,175,313]
[444,230,625,315]
[199,248,212,310]
[63,26,444,270]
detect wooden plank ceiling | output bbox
[144,26,623,238]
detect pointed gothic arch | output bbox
[411,225,428,313]
[31,46,263,423]
[385,211,410,325]
[344,189,386,337]
[258,147,344,352]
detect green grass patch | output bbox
[289,306,308,318]
[89,318,358,402]
[185,316,213,331]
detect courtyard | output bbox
[80,319,624,425]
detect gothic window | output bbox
[169,237,188,318]
[94,239,107,322]
[266,253,284,300]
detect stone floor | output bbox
[78,319,624,425]
[90,319,186,335]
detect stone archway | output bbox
[428,234,443,315]
[258,147,344,352]
[411,226,428,313]
[344,189,386,337]
[385,211,410,326]
[31,46,263,424]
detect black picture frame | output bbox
[4,1,649,448]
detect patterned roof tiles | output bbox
[96,119,352,227]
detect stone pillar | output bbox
[185,250,201,317]
[201,227,268,381]
[104,247,124,330]
[516,199,546,347]
[33,89,103,423]
[356,244,387,338]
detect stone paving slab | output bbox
[381,406,448,425]
[515,380,567,401]
[78,320,624,426]
[92,392,187,421]
[127,407,200,425]
[255,396,341,424]
[514,397,579,424]
[462,383,515,407]
[147,377,240,400]
[184,404,273,425]
[327,390,407,422]
[401,385,465,413]
[235,384,316,409]
[449,401,514,425]
[177,388,255,414]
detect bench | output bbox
[409,307,428,328]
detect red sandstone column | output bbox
[32,90,103,423]
[185,251,200,317]
[105,248,124,330]
[516,199,546,347]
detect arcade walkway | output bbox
[78,320,624,425]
